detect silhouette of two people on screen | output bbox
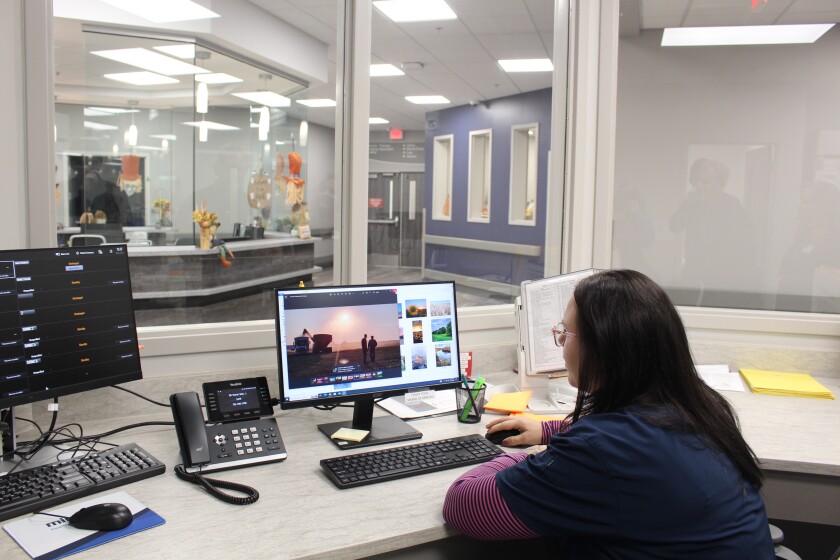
[361,334,378,364]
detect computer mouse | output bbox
[485,429,521,446]
[68,502,133,531]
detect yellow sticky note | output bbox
[484,391,532,413]
[331,427,370,442]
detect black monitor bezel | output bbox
[0,245,143,410]
[274,281,462,411]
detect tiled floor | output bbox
[135,265,514,327]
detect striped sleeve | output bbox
[442,453,540,540]
[541,419,571,444]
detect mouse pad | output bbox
[3,491,165,559]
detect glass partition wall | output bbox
[54,23,328,326]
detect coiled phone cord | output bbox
[174,464,260,505]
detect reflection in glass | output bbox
[614,17,840,312]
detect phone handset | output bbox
[170,391,211,468]
[169,391,261,505]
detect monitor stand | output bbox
[318,395,422,450]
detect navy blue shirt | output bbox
[496,407,774,559]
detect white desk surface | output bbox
[1,374,839,560]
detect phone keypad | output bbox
[210,418,286,462]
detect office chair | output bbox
[68,234,107,247]
[771,524,802,560]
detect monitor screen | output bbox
[274,281,461,448]
[0,246,143,410]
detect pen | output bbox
[459,375,485,421]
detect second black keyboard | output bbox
[320,434,503,489]
[0,443,165,522]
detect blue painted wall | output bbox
[424,88,552,285]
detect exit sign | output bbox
[389,128,404,140]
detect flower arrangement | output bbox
[152,198,171,227]
[192,201,219,229]
[193,201,219,249]
[152,198,171,212]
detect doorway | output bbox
[368,172,423,268]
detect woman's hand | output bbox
[485,415,543,447]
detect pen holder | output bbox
[455,385,486,424]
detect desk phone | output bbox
[171,377,287,473]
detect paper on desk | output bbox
[697,364,745,392]
[485,391,532,413]
[740,369,835,399]
[3,491,164,560]
[377,389,457,419]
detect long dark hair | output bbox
[569,269,763,488]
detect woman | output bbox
[443,270,774,559]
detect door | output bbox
[368,173,423,267]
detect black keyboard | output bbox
[0,443,165,522]
[320,434,503,489]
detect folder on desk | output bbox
[484,391,532,413]
[739,368,835,400]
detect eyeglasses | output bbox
[551,322,576,347]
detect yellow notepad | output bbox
[739,369,835,400]
[330,427,370,442]
[484,391,532,413]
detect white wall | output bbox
[0,1,27,249]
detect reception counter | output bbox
[127,237,319,306]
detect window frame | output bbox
[20,0,836,381]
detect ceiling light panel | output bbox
[104,72,180,85]
[194,73,243,84]
[91,48,210,76]
[370,64,405,77]
[101,0,220,24]
[232,91,291,107]
[369,117,390,124]
[661,24,835,46]
[153,44,196,59]
[182,121,240,131]
[405,95,451,104]
[296,99,337,107]
[373,0,457,22]
[84,121,119,131]
[498,58,554,72]
[87,107,141,114]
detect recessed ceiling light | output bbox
[374,0,456,22]
[232,91,291,107]
[661,23,834,46]
[101,0,219,23]
[182,121,240,131]
[153,44,196,59]
[296,99,337,108]
[92,48,210,76]
[150,134,177,141]
[370,64,404,77]
[84,121,119,131]
[104,71,180,85]
[84,107,141,116]
[498,58,554,72]
[405,95,450,105]
[369,117,390,124]
[194,73,243,84]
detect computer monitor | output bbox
[0,245,143,413]
[275,282,461,449]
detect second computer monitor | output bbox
[275,281,461,448]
